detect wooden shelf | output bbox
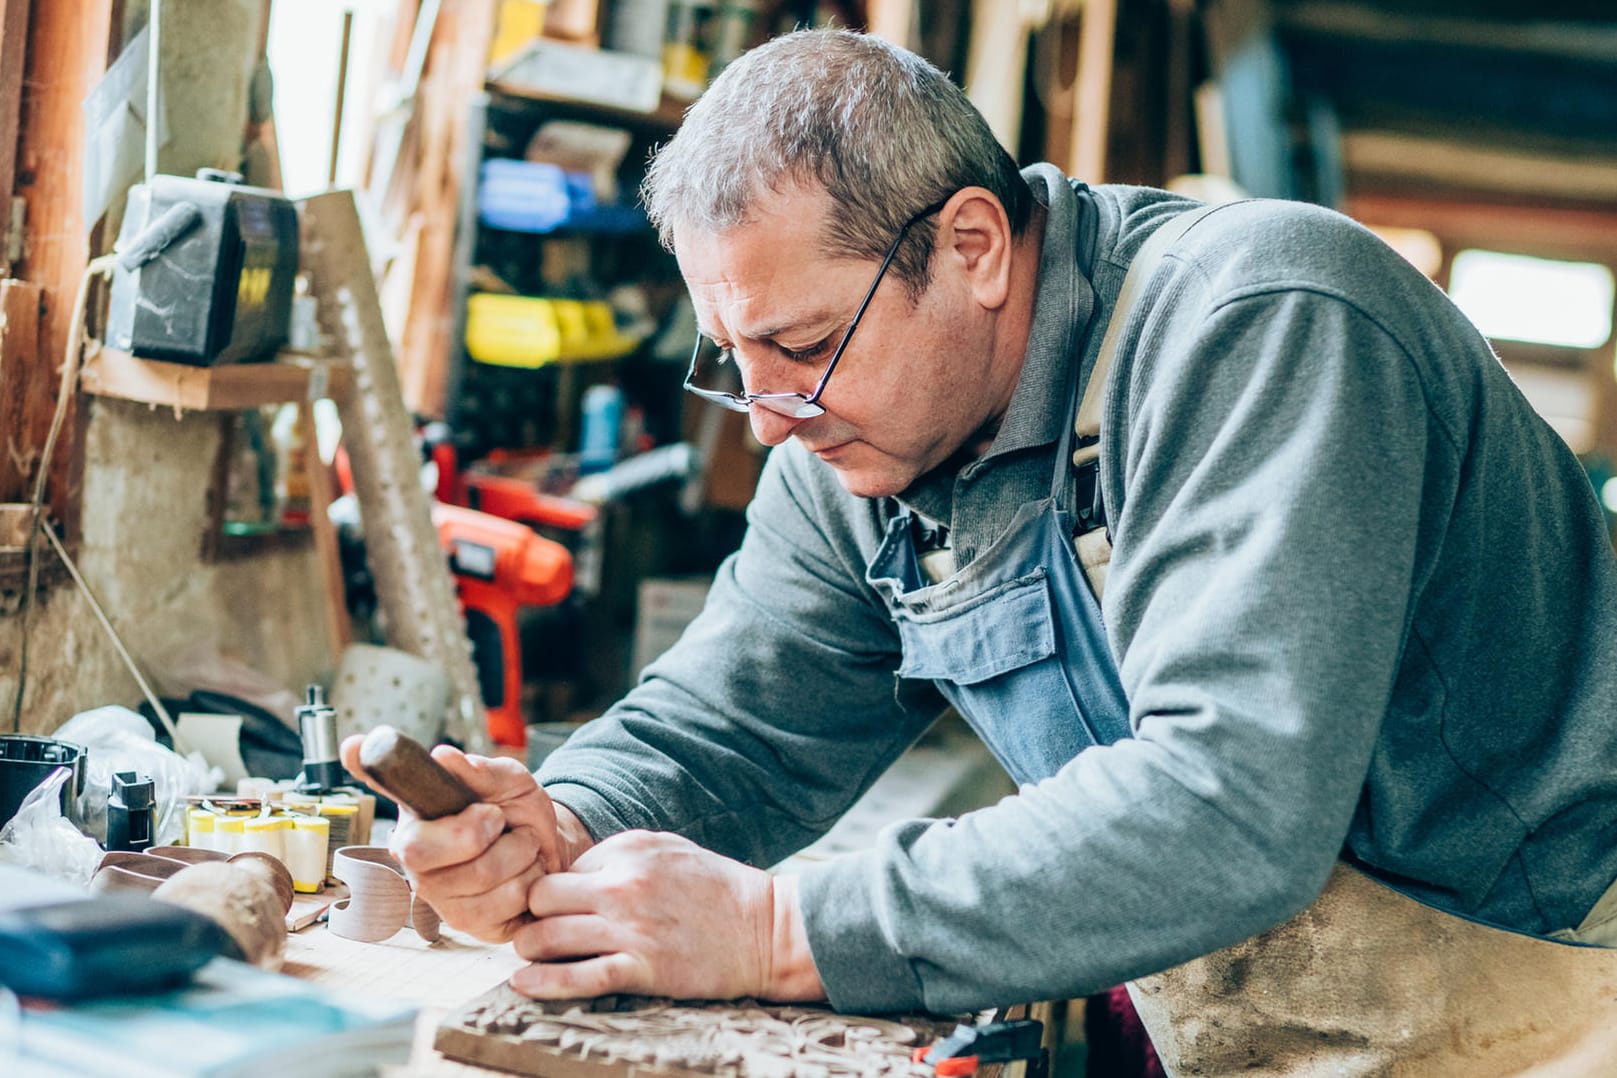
[82,348,353,411]
[484,79,687,135]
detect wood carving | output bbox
[327,844,442,944]
[434,983,964,1078]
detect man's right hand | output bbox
[338,737,593,943]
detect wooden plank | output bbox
[8,0,116,528]
[0,0,31,238]
[484,80,684,135]
[866,0,916,47]
[963,0,1028,153]
[80,348,353,411]
[394,0,499,418]
[300,398,352,654]
[1345,191,1617,262]
[1342,130,1617,207]
[302,188,491,752]
[0,279,41,501]
[1069,0,1118,183]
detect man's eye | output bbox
[779,339,830,362]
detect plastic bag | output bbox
[54,706,217,846]
[0,766,101,888]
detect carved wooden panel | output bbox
[434,984,966,1078]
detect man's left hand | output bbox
[510,830,825,1002]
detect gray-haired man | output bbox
[344,28,1617,1075]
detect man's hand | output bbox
[510,830,825,1002]
[338,736,593,942]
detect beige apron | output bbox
[1079,208,1617,1076]
[1126,862,1617,1077]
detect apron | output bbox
[863,206,1617,1076]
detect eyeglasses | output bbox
[683,198,951,418]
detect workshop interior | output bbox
[2,1,1616,1075]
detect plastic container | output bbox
[187,808,217,851]
[242,815,292,864]
[662,0,716,98]
[286,816,331,894]
[489,0,550,65]
[579,384,626,473]
[478,160,647,234]
[317,802,359,878]
[466,294,639,368]
[0,734,87,829]
[215,815,247,854]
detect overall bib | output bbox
[863,207,1617,1076]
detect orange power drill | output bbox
[431,503,573,748]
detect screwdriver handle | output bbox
[357,725,479,820]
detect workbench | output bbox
[284,915,524,1077]
[278,725,1036,1077]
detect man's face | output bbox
[675,185,1001,499]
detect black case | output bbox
[0,894,227,999]
[106,171,299,366]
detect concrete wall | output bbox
[0,0,335,735]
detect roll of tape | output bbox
[327,846,441,944]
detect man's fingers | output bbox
[509,952,647,1000]
[429,745,531,802]
[411,827,545,899]
[525,867,611,918]
[429,747,565,871]
[425,881,540,943]
[390,803,504,873]
[511,913,618,962]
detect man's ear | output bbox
[936,188,1013,311]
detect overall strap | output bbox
[1073,204,1222,601]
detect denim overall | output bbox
[863,380,1127,786]
[864,203,1617,1076]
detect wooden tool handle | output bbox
[357,725,479,820]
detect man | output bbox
[343,28,1617,1074]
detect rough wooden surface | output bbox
[0,0,31,266]
[299,188,490,751]
[0,279,42,500]
[433,984,965,1078]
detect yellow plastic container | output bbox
[242,815,292,863]
[466,294,639,368]
[286,816,331,894]
[187,808,216,851]
[489,0,549,66]
[215,815,247,855]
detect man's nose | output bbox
[748,405,805,447]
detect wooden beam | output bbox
[0,279,42,500]
[1278,1,1617,63]
[300,398,351,654]
[1345,191,1617,262]
[964,0,1029,154]
[80,349,353,411]
[1069,0,1117,183]
[1342,130,1617,207]
[393,0,498,418]
[866,0,915,48]
[0,0,31,227]
[8,0,116,527]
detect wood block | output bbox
[434,983,965,1077]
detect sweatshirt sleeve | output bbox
[537,442,940,868]
[800,278,1452,1014]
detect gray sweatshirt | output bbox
[540,165,1617,1014]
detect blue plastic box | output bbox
[478,159,647,234]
